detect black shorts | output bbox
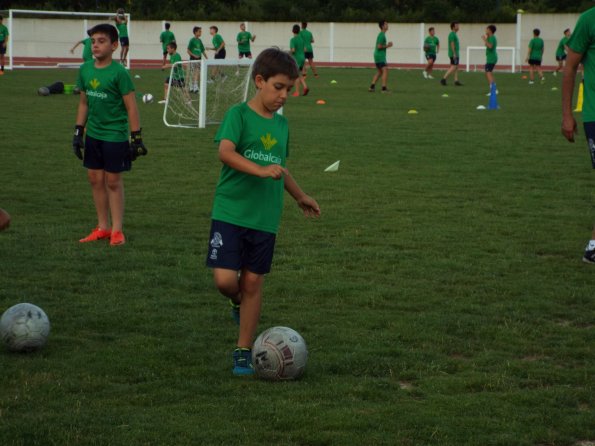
[528,59,542,66]
[375,61,387,69]
[583,122,595,169]
[450,57,460,66]
[239,51,252,58]
[304,51,314,60]
[165,77,185,87]
[214,48,226,59]
[0,42,6,55]
[485,63,496,72]
[556,55,567,62]
[120,37,129,47]
[206,220,276,274]
[83,135,131,173]
[425,54,436,62]
[189,55,201,61]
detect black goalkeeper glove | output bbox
[72,125,84,160]
[130,129,148,161]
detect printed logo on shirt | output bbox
[86,78,108,99]
[260,133,278,151]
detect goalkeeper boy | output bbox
[72,24,147,246]
[205,47,320,376]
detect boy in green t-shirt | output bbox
[526,28,545,84]
[113,9,129,66]
[206,47,320,376]
[159,22,176,66]
[482,25,498,93]
[423,27,439,79]
[70,30,93,63]
[237,22,256,59]
[441,22,463,86]
[0,15,9,74]
[300,22,318,78]
[369,20,393,93]
[187,26,207,93]
[562,7,595,262]
[161,41,186,102]
[554,28,571,76]
[290,24,309,96]
[73,24,147,246]
[209,26,226,59]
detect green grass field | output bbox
[0,66,594,445]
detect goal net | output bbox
[163,58,255,129]
[2,9,131,69]
[465,46,517,73]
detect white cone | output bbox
[324,160,340,172]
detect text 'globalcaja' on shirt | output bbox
[76,60,135,142]
[212,102,289,235]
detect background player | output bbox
[526,28,545,84]
[482,25,497,93]
[237,22,256,59]
[300,22,318,78]
[114,8,129,66]
[290,24,309,96]
[160,22,176,66]
[423,27,439,79]
[70,30,93,63]
[441,22,462,86]
[369,20,392,93]
[187,26,207,93]
[554,28,571,77]
[0,15,9,74]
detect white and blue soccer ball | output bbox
[252,326,308,380]
[0,303,51,352]
[142,93,154,104]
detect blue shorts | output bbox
[485,63,496,72]
[425,54,436,62]
[120,37,129,47]
[206,220,276,274]
[450,57,460,66]
[0,42,6,55]
[84,135,131,173]
[583,122,595,169]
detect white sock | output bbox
[587,240,595,251]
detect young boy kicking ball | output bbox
[206,47,320,376]
[73,23,147,246]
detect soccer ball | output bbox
[0,303,51,352]
[252,326,308,380]
[142,93,154,104]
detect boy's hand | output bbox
[72,125,84,160]
[562,116,578,142]
[297,195,321,218]
[260,164,287,180]
[130,129,148,160]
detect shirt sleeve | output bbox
[215,106,243,146]
[118,68,135,95]
[568,14,591,55]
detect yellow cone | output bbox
[574,81,584,112]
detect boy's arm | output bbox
[284,171,321,218]
[562,49,582,142]
[75,91,88,126]
[70,41,82,53]
[219,139,286,179]
[122,91,140,132]
[251,34,256,42]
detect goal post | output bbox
[465,46,516,73]
[3,9,131,70]
[163,58,255,129]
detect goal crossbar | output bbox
[465,46,516,73]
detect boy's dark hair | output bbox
[167,41,177,50]
[292,24,300,34]
[301,22,307,28]
[89,24,119,43]
[210,26,218,32]
[450,22,458,30]
[429,27,434,32]
[534,28,541,36]
[378,20,386,29]
[165,22,171,30]
[251,47,299,82]
[193,26,201,34]
[488,25,497,34]
[0,15,3,20]
[564,28,570,34]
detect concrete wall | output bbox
[6,13,582,67]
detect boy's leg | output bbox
[370,67,382,90]
[105,172,124,233]
[213,267,241,303]
[381,66,389,88]
[87,169,110,230]
[237,270,264,348]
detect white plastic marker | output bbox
[442,93,449,98]
[324,160,340,172]
[476,105,486,110]
[134,74,141,79]
[330,80,338,84]
[408,109,418,114]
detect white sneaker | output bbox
[428,75,434,79]
[529,81,534,85]
[158,100,166,104]
[553,71,557,77]
[422,71,428,79]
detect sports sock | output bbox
[369,84,375,89]
[587,240,595,251]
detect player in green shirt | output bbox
[209,25,226,59]
[0,15,10,74]
[290,24,309,96]
[526,28,545,84]
[206,47,320,375]
[72,24,147,247]
[300,22,318,78]
[113,9,129,67]
[369,20,393,93]
[162,42,186,102]
[237,22,256,59]
[70,30,93,63]
[187,26,207,93]
[160,22,176,66]
[562,7,595,263]
[554,28,571,77]
[482,25,498,93]
[441,22,463,86]
[423,27,439,79]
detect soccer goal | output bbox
[465,46,516,73]
[163,58,255,129]
[1,9,131,69]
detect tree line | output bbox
[2,0,593,22]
